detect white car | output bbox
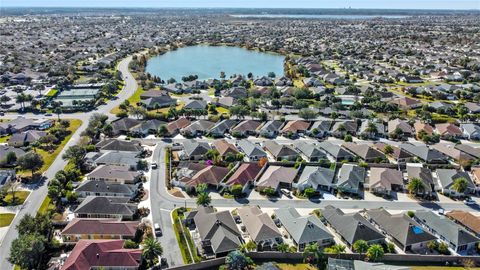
[464,198,476,205]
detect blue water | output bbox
[145,45,285,81]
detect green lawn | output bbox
[0,213,15,227]
[45,89,58,97]
[37,196,55,216]
[172,208,201,264]
[3,191,30,206]
[216,106,230,116]
[110,86,144,114]
[0,135,11,143]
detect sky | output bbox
[1,0,479,10]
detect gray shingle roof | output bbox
[74,196,137,217]
[237,205,281,242]
[263,141,298,159]
[436,169,475,190]
[335,164,365,190]
[275,207,333,245]
[297,166,335,190]
[294,142,327,160]
[75,180,136,196]
[237,140,266,158]
[414,211,480,249]
[400,143,446,162]
[323,206,385,245]
[318,142,354,161]
[182,140,212,157]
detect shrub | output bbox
[303,188,316,198]
[407,211,415,218]
[124,239,139,249]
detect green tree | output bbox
[62,145,86,169]
[4,151,17,165]
[407,178,425,195]
[344,134,353,142]
[303,187,316,198]
[383,145,394,155]
[437,242,449,254]
[277,243,290,253]
[9,233,46,270]
[263,187,276,197]
[142,237,163,267]
[196,192,211,206]
[230,184,243,197]
[157,125,168,137]
[451,177,469,194]
[225,250,253,270]
[240,240,257,252]
[366,244,384,262]
[353,240,369,254]
[303,243,324,267]
[325,244,346,255]
[17,151,44,178]
[16,213,53,238]
[298,108,317,120]
[427,240,438,251]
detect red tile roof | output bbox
[226,163,262,186]
[61,240,141,270]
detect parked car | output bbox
[464,198,476,205]
[151,162,158,169]
[154,223,162,236]
[281,189,292,198]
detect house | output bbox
[61,219,139,243]
[7,130,47,147]
[213,139,239,159]
[471,167,480,186]
[323,206,385,246]
[334,164,365,195]
[414,211,480,253]
[236,140,267,161]
[431,143,474,163]
[365,208,436,252]
[414,121,434,139]
[308,120,332,138]
[406,164,435,196]
[86,165,141,184]
[184,99,207,110]
[166,117,191,136]
[178,164,230,189]
[74,196,137,220]
[435,169,475,196]
[388,119,414,139]
[225,163,262,189]
[343,143,386,163]
[0,170,15,189]
[181,120,215,137]
[224,87,247,99]
[455,144,480,159]
[330,121,358,138]
[96,139,143,154]
[209,119,238,137]
[75,180,137,200]
[141,95,177,109]
[280,120,311,136]
[446,211,480,237]
[373,142,414,163]
[92,151,140,170]
[461,123,480,140]
[318,141,355,161]
[367,168,404,195]
[179,140,212,160]
[256,165,297,192]
[294,142,327,162]
[1,116,52,133]
[294,166,335,192]
[389,96,422,109]
[259,120,284,138]
[263,141,298,161]
[231,120,262,137]
[358,120,385,139]
[275,207,334,251]
[189,206,242,256]
[400,143,446,163]
[139,89,168,99]
[129,119,167,136]
[237,205,282,250]
[435,123,463,139]
[0,145,26,166]
[60,239,141,270]
[465,102,480,113]
[111,118,142,135]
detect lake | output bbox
[145,45,285,81]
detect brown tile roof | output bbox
[213,139,239,157]
[368,167,404,191]
[61,240,141,270]
[62,219,138,237]
[435,123,462,137]
[167,117,191,134]
[182,165,230,187]
[281,120,311,133]
[446,210,480,235]
[226,163,262,186]
[414,120,434,136]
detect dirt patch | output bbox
[169,188,185,198]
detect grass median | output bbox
[172,208,202,264]
[0,213,15,227]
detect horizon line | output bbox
[1,6,479,11]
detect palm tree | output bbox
[325,244,346,256]
[303,243,324,267]
[366,244,384,262]
[240,240,257,252]
[407,178,425,196]
[196,192,211,206]
[142,237,163,267]
[353,240,369,254]
[452,177,469,194]
[277,243,290,253]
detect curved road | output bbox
[0,56,137,270]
